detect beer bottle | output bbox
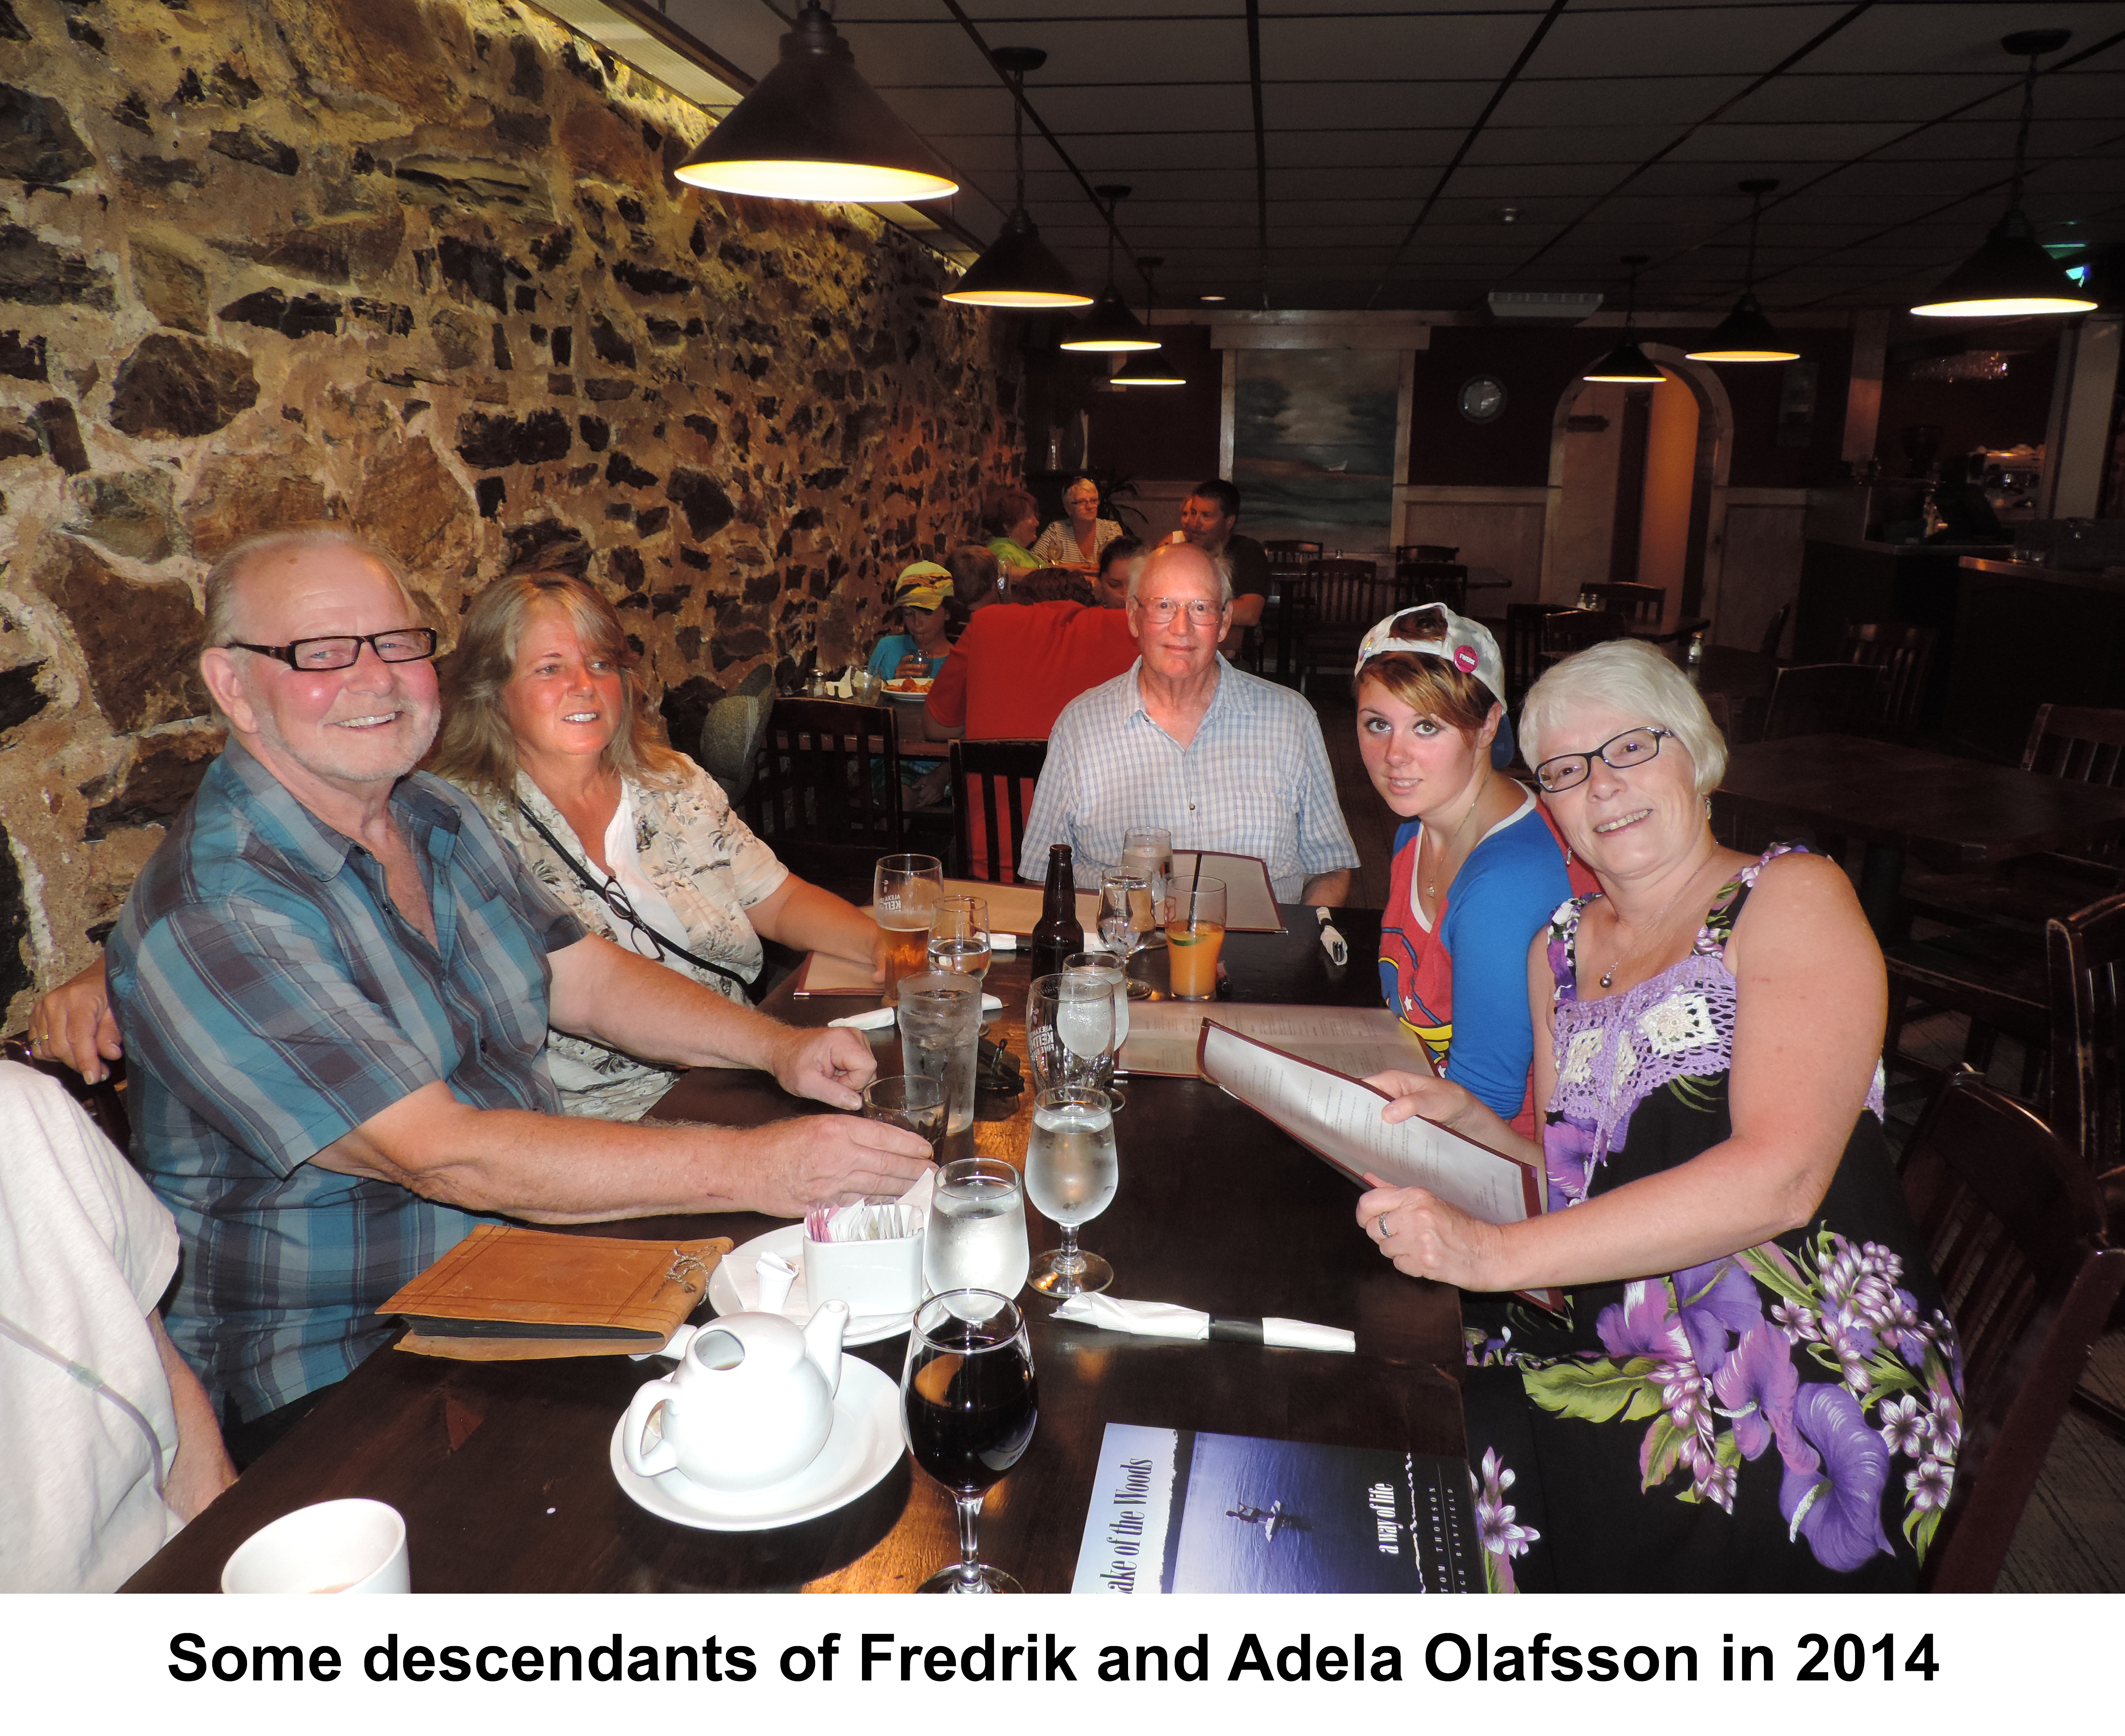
[1031,844,1084,979]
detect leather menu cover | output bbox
[379,1224,732,1361]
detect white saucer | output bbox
[708,1224,917,1346]
[609,1357,904,1532]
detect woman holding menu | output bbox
[1357,607,1591,1138]
[1355,640,1961,1594]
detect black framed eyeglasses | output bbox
[1533,726,1672,793]
[226,628,438,671]
[594,878,668,963]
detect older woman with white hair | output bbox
[1354,638,1962,1593]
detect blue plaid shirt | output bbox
[1020,657,1359,900]
[107,744,585,1422]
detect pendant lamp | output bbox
[1689,180,1800,362]
[1911,30,2096,318]
[943,49,1089,308]
[1583,256,1666,383]
[674,4,957,204]
[1110,258,1186,385]
[1060,187,1161,352]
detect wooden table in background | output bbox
[122,909,1465,1593]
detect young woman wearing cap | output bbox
[1359,606,1593,1138]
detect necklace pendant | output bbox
[1599,966,1615,989]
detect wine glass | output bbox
[1064,951,1128,1112]
[1119,829,1171,954]
[903,1291,1038,1593]
[874,853,943,1006]
[924,1157,1030,1299]
[1025,1085,1117,1298]
[926,894,993,982]
[1099,871,1156,1000]
[1024,972,1115,1095]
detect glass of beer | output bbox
[874,853,943,1006]
[1165,876,1226,1002]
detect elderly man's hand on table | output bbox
[765,1023,881,1111]
[740,1114,935,1214]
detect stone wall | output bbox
[0,0,1020,1028]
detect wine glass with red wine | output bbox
[901,1290,1038,1593]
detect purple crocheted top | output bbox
[1542,844,1887,1211]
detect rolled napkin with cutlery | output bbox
[1054,1292,1354,1353]
[1313,906,1348,967]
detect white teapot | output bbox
[622,1302,849,1491]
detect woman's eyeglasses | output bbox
[1533,726,1672,793]
[595,878,668,962]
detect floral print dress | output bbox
[1461,845,1963,1593]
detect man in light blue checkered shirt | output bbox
[1020,542,1358,904]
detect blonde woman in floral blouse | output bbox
[429,573,888,1121]
[1353,640,1961,1593]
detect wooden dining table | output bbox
[122,908,1466,1594]
[1718,733,2125,936]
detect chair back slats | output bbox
[1394,561,1468,615]
[1261,539,1322,568]
[2023,704,2125,785]
[743,698,902,870]
[1841,621,1938,732]
[1760,661,1878,740]
[949,738,1048,882]
[1503,603,1574,708]
[1759,600,1792,660]
[1583,581,1664,626]
[2046,889,2125,1181]
[1394,543,1459,564]
[1539,608,1627,660]
[1896,1072,2125,1591]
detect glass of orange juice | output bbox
[1164,876,1226,1002]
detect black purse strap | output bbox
[513,798,757,1003]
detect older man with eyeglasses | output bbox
[99,529,930,1463]
[1019,540,1357,905]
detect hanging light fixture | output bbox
[943,48,1089,308]
[673,4,957,204]
[1911,29,2096,318]
[1060,186,1161,352]
[1110,258,1187,385]
[1583,256,1666,382]
[1689,179,1800,362]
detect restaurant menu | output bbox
[1168,851,1281,933]
[1072,1421,1481,1594]
[1121,1002,1438,1081]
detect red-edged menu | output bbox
[1196,1021,1562,1314]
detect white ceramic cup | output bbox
[221,1498,410,1594]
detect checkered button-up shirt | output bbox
[1020,657,1359,900]
[107,743,586,1423]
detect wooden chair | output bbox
[0,1036,131,1154]
[1394,543,1458,564]
[1901,705,2125,932]
[1537,606,1626,667]
[742,697,905,877]
[1759,662,1879,741]
[1293,557,1405,690]
[1394,561,1467,615]
[1503,603,1574,708]
[1582,581,1664,627]
[1260,540,1322,568]
[1899,1071,2125,1591]
[949,738,1047,883]
[1759,600,1792,660]
[1842,620,1938,737]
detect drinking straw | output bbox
[1186,851,1202,930]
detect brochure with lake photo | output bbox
[1070,1422,1482,1593]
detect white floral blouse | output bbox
[462,757,789,1121]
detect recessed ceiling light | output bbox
[1199,294,1225,303]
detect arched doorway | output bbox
[1539,345,1733,625]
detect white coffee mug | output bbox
[221,1498,410,1594]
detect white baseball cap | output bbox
[1354,603,1516,767]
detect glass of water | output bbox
[1025,1086,1117,1297]
[1119,829,1171,947]
[925,1157,1030,1299]
[1098,871,1157,1001]
[898,972,983,1138]
[927,894,993,982]
[1024,972,1115,1096]
[1064,951,1128,1112]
